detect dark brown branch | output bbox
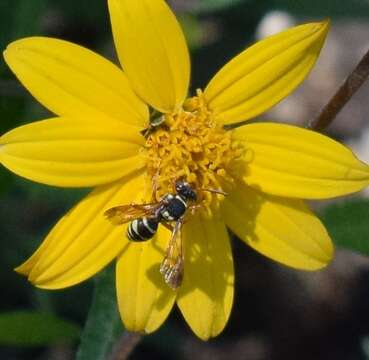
[309,48,369,131]
[108,332,143,360]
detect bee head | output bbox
[175,181,197,202]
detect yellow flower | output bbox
[1,0,369,340]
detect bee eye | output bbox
[176,181,184,189]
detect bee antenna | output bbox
[200,188,228,196]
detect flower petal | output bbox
[222,183,333,270]
[204,21,329,124]
[177,216,234,340]
[4,37,148,126]
[0,116,144,187]
[233,123,369,199]
[116,225,176,333]
[16,173,145,289]
[108,0,190,113]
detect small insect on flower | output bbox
[104,180,198,289]
[140,110,166,138]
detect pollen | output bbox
[143,90,246,216]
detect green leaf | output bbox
[76,264,123,360]
[0,311,80,346]
[321,199,369,256]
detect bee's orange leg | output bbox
[189,204,202,216]
[161,222,174,232]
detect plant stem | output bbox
[76,265,121,360]
[309,48,369,131]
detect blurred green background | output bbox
[0,0,369,359]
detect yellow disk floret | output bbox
[144,90,245,216]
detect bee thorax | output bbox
[160,195,187,221]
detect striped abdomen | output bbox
[127,217,159,242]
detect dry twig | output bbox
[309,48,369,131]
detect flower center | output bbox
[143,90,245,217]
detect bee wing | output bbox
[160,219,184,289]
[104,203,160,225]
[169,220,182,251]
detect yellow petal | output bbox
[4,37,148,126]
[222,183,333,270]
[108,0,190,113]
[16,173,145,289]
[204,21,329,124]
[0,116,144,187]
[177,216,234,340]
[116,225,176,333]
[233,123,369,199]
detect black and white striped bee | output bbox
[104,180,197,289]
[104,180,196,242]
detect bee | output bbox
[104,180,198,289]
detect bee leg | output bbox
[200,188,228,196]
[140,127,151,138]
[160,222,174,232]
[189,204,202,215]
